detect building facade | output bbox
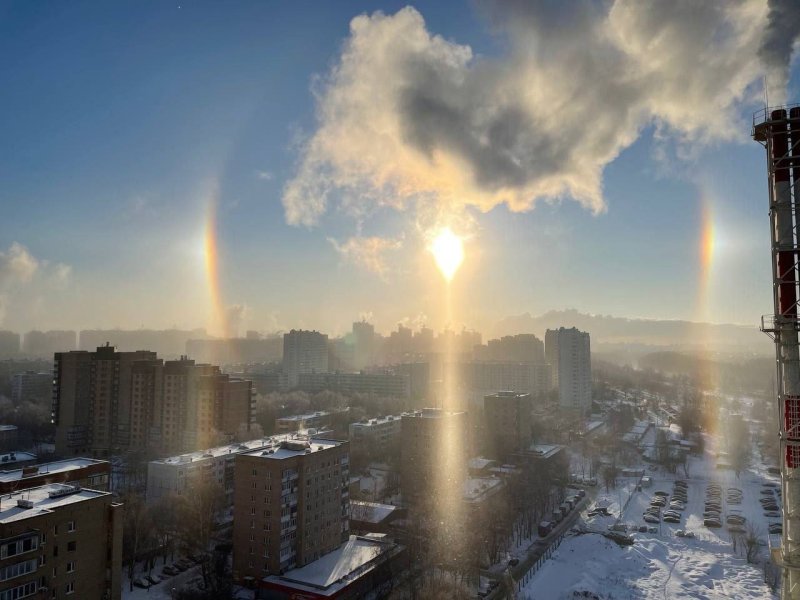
[297,371,410,399]
[545,327,592,413]
[10,371,52,405]
[349,415,402,455]
[283,330,328,388]
[399,409,467,505]
[53,346,254,457]
[0,484,122,600]
[232,437,350,581]
[483,392,533,460]
[0,458,110,494]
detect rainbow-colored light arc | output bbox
[697,198,716,322]
[204,193,228,339]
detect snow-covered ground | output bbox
[520,434,778,599]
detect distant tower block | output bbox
[754,104,800,599]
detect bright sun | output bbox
[430,228,464,281]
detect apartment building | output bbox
[348,415,402,454]
[297,371,410,399]
[0,483,122,600]
[283,330,328,388]
[10,371,51,405]
[545,327,592,413]
[275,409,347,434]
[483,392,533,461]
[399,409,468,504]
[232,437,350,580]
[454,361,551,404]
[0,458,110,495]
[54,346,254,457]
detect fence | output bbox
[513,531,565,594]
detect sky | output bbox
[0,0,799,338]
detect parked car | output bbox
[675,530,695,538]
[146,574,161,585]
[162,565,179,576]
[765,511,781,518]
[133,578,151,589]
[644,514,660,524]
[704,518,722,528]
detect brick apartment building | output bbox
[232,436,350,581]
[0,483,122,600]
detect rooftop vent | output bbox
[17,498,33,509]
[48,485,81,499]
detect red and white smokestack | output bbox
[772,109,796,318]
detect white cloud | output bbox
[283,1,791,229]
[0,242,39,286]
[0,243,71,327]
[328,235,403,276]
[256,170,274,181]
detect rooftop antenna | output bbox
[765,75,770,110]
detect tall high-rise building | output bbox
[352,321,375,370]
[0,331,20,358]
[474,334,545,363]
[283,330,328,388]
[232,436,350,580]
[10,371,52,405]
[54,347,254,457]
[545,327,592,413]
[483,392,533,460]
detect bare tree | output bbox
[744,522,764,564]
[122,493,153,590]
[174,479,227,588]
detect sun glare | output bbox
[430,228,464,281]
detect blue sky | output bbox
[0,1,796,336]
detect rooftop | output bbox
[263,535,395,595]
[0,458,107,483]
[527,444,564,460]
[151,430,331,466]
[242,437,343,460]
[0,483,110,524]
[277,408,348,423]
[349,500,399,524]
[0,452,36,465]
[463,477,504,503]
[350,414,403,428]
[404,408,466,419]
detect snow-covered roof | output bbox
[0,483,110,524]
[0,458,106,483]
[264,535,393,593]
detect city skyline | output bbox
[2,1,799,336]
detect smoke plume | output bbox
[759,0,800,103]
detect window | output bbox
[0,559,37,582]
[0,581,38,600]
[0,536,38,559]
[67,541,76,552]
[66,562,75,573]
[67,521,75,533]
[65,582,74,594]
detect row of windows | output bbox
[0,559,37,582]
[0,536,37,559]
[0,581,37,600]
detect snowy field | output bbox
[520,436,778,599]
